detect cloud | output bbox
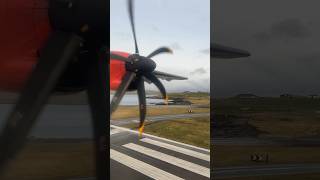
[190,68,207,75]
[170,42,183,51]
[253,18,311,43]
[295,53,320,67]
[114,32,131,40]
[252,32,270,42]
[151,25,159,32]
[271,18,310,38]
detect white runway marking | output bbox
[110,125,210,153]
[140,138,210,162]
[110,149,184,180]
[123,143,210,178]
[110,128,122,135]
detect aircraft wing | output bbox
[152,71,188,81]
[212,43,250,58]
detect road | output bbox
[214,164,320,179]
[111,112,210,126]
[110,125,210,180]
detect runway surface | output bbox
[111,112,210,126]
[214,163,320,178]
[213,137,320,178]
[213,137,320,146]
[110,125,210,180]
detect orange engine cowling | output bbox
[0,0,51,91]
[110,51,129,90]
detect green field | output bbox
[118,92,211,148]
[213,97,320,138]
[213,97,320,178]
[169,92,210,106]
[125,116,210,149]
[112,105,209,119]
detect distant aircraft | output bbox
[211,43,250,58]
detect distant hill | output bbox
[110,90,162,95]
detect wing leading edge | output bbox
[152,71,187,81]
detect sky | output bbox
[111,0,210,92]
[213,0,320,97]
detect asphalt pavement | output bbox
[110,125,210,180]
[214,163,320,178]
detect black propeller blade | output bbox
[110,72,136,114]
[144,73,167,101]
[111,0,173,135]
[0,32,83,174]
[86,48,108,179]
[136,77,146,135]
[147,47,173,59]
[0,1,109,178]
[128,0,139,54]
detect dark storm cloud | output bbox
[296,54,320,62]
[271,19,311,38]
[253,18,311,43]
[190,68,207,75]
[213,0,320,97]
[252,32,270,42]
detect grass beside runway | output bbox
[118,93,210,149]
[124,116,210,149]
[112,92,210,119]
[168,92,210,106]
[112,106,209,119]
[213,97,320,178]
[2,140,94,180]
[213,145,320,167]
[249,113,320,138]
[213,97,320,138]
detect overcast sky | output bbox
[111,0,210,92]
[213,0,320,97]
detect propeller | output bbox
[0,1,108,179]
[110,0,172,135]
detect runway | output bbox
[111,112,210,126]
[213,137,320,178]
[110,125,210,180]
[214,163,320,178]
[213,137,320,146]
